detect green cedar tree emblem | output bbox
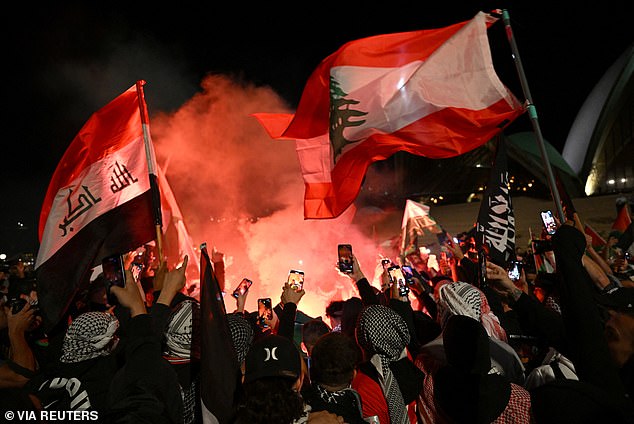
[329,76,368,163]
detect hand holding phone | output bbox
[338,244,353,273]
[387,265,409,297]
[287,270,304,291]
[102,253,134,306]
[507,261,522,282]
[257,297,273,328]
[540,210,558,235]
[232,278,253,298]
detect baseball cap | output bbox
[598,287,634,313]
[244,334,301,384]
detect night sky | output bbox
[2,2,632,259]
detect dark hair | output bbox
[235,377,305,424]
[302,319,331,355]
[340,297,363,340]
[310,332,361,388]
[325,300,345,318]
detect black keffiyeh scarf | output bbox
[356,305,410,424]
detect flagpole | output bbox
[135,80,164,265]
[501,9,566,223]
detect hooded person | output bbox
[352,304,424,424]
[161,299,201,424]
[528,224,634,423]
[431,281,524,384]
[26,311,121,413]
[433,314,532,423]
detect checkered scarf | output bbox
[227,313,254,364]
[60,312,119,363]
[356,305,410,424]
[164,300,198,359]
[437,282,507,342]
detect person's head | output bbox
[310,332,360,391]
[60,311,119,363]
[340,296,363,340]
[532,272,560,303]
[301,318,330,356]
[356,304,410,362]
[163,300,201,360]
[227,313,254,366]
[599,287,634,367]
[434,315,511,424]
[355,305,414,424]
[325,300,344,330]
[239,334,305,424]
[436,281,507,343]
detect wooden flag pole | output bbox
[501,9,566,223]
[135,80,164,265]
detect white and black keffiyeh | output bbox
[164,300,198,359]
[60,312,119,363]
[437,282,507,342]
[227,313,254,364]
[356,305,410,424]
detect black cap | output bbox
[598,287,634,313]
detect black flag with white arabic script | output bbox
[476,138,515,267]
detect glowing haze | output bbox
[150,74,388,318]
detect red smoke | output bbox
[151,74,388,319]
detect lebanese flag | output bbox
[35,83,157,331]
[254,11,524,219]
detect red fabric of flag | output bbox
[612,205,632,233]
[254,11,524,219]
[35,84,156,331]
[584,224,607,249]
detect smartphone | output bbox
[257,297,273,327]
[102,254,126,288]
[387,265,409,296]
[401,265,415,284]
[232,278,253,298]
[287,270,304,291]
[478,250,487,289]
[507,261,522,282]
[338,244,353,273]
[381,258,392,270]
[540,210,557,235]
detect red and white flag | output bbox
[254,11,524,219]
[36,83,158,331]
[158,165,200,293]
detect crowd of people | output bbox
[1,204,633,423]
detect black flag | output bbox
[199,243,240,423]
[476,138,516,267]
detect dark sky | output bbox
[2,2,632,258]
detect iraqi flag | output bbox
[36,83,158,331]
[476,138,516,267]
[254,11,524,219]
